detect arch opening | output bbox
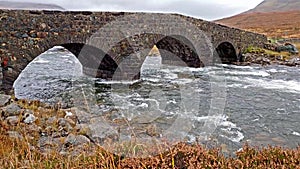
[155,35,203,68]
[215,42,237,64]
[13,46,82,102]
[62,43,119,79]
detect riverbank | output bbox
[1,94,300,168]
[239,46,300,67]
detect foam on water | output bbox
[220,64,256,70]
[218,116,244,143]
[223,70,270,77]
[243,78,300,93]
[13,50,300,151]
[96,79,141,85]
[292,131,300,136]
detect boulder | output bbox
[0,94,10,107]
[23,113,36,124]
[64,134,90,147]
[3,103,21,116]
[86,118,119,144]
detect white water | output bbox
[13,46,300,154]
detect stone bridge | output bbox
[0,10,267,94]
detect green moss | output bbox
[244,46,265,54]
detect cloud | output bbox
[6,0,262,20]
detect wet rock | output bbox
[0,94,10,107]
[58,118,73,132]
[21,33,29,38]
[64,134,90,147]
[23,113,36,124]
[7,131,23,140]
[276,55,284,61]
[29,30,37,38]
[6,116,20,126]
[254,57,270,65]
[38,136,64,152]
[3,103,21,116]
[74,123,89,134]
[73,108,95,123]
[36,32,48,38]
[86,119,119,144]
[286,57,300,66]
[40,23,47,29]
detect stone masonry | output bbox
[0,10,267,94]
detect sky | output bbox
[7,0,264,20]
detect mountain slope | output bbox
[247,0,300,13]
[0,1,64,10]
[216,0,300,38]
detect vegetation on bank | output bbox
[244,46,290,57]
[0,130,300,168]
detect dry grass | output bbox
[0,127,300,168]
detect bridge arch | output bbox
[61,43,119,79]
[156,35,203,68]
[215,41,238,64]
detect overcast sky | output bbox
[8,0,264,20]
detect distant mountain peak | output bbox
[0,1,65,10]
[247,0,300,13]
[216,0,300,38]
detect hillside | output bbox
[247,0,300,13]
[0,1,64,10]
[216,0,300,38]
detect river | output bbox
[13,46,300,154]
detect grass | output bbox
[0,127,300,168]
[244,46,294,60]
